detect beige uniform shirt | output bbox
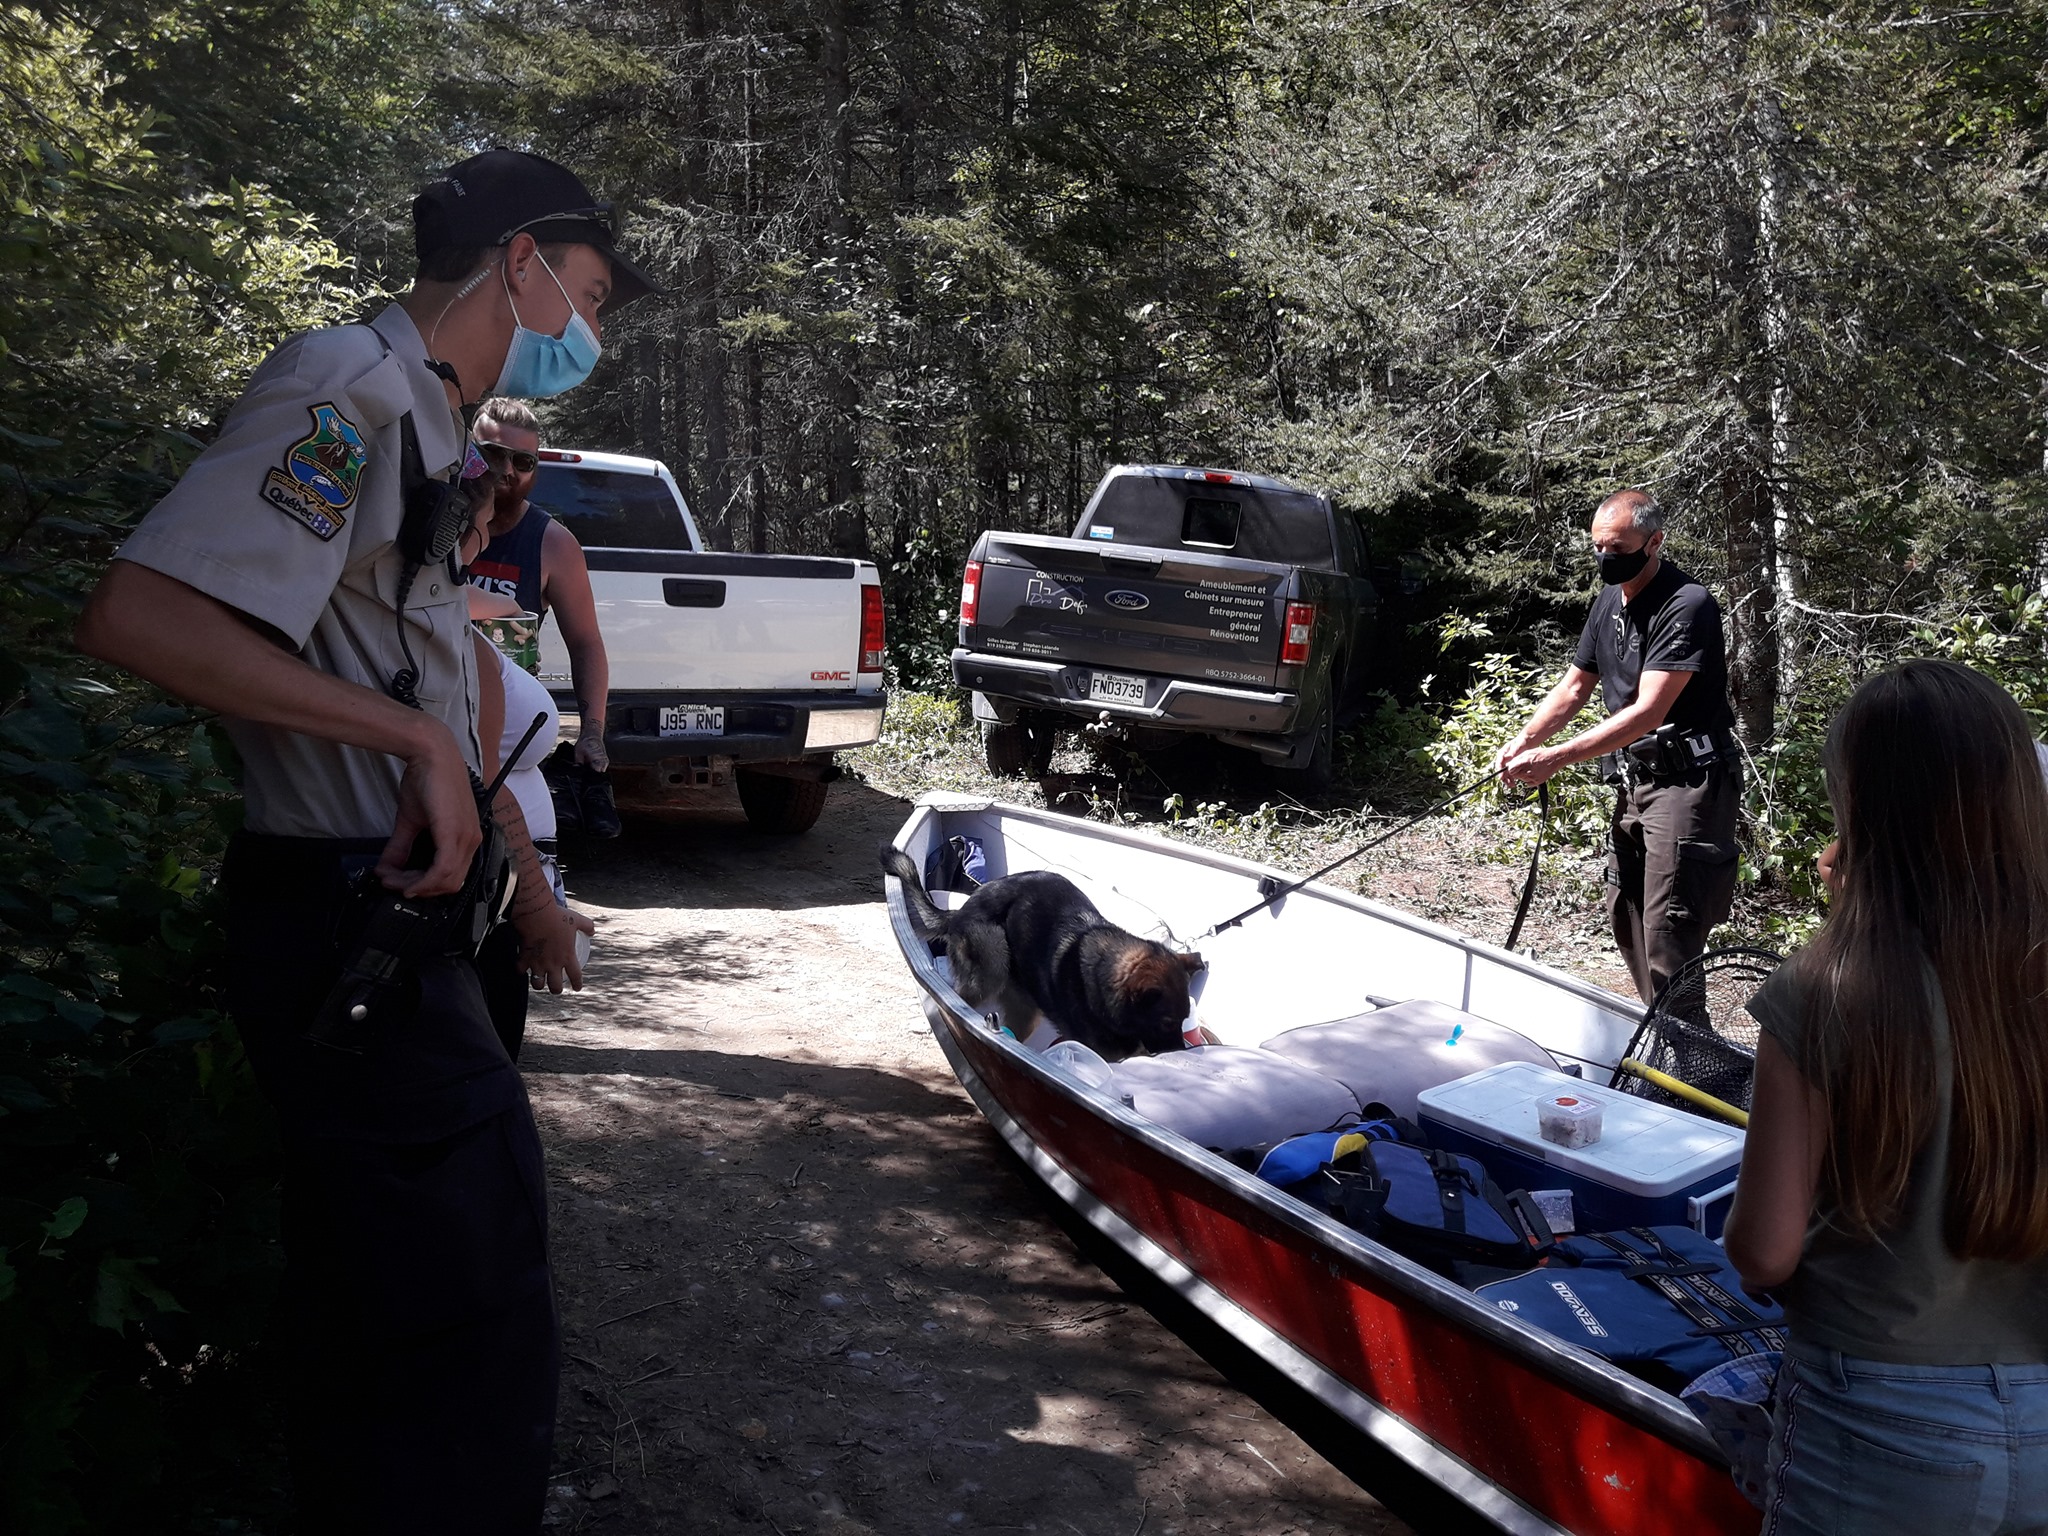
[117,304,482,838]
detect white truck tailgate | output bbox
[536,551,867,693]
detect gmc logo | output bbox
[811,669,851,682]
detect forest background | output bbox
[6,0,2048,1529]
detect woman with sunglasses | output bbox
[467,395,619,838]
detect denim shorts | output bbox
[1763,1340,2048,1535]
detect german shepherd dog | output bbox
[881,846,1202,1060]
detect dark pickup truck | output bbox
[952,465,1382,788]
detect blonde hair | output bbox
[475,397,540,437]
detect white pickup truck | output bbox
[527,448,888,834]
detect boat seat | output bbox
[1259,1000,1558,1121]
[1113,1046,1362,1158]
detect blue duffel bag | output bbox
[1259,1126,1554,1276]
[1474,1225,1787,1393]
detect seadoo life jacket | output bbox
[1474,1225,1787,1393]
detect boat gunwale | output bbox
[902,793,1641,1037]
[884,796,1727,1468]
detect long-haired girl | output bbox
[1725,658,2048,1533]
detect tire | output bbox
[984,722,1033,778]
[736,768,830,834]
[1267,705,1334,796]
[1022,721,1058,777]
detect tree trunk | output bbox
[685,0,730,548]
[822,0,868,559]
[668,327,694,515]
[635,333,661,459]
[746,338,767,553]
[1708,0,1785,749]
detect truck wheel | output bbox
[1269,706,1335,796]
[1022,721,1058,777]
[736,769,830,834]
[984,722,1034,778]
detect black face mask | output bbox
[1597,543,1654,586]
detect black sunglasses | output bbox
[475,441,539,475]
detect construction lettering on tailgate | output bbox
[1025,575,1086,613]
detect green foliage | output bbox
[0,665,287,1536]
[869,688,970,765]
[0,3,457,1527]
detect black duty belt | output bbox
[225,832,389,880]
[1597,725,1737,786]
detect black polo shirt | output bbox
[1571,559,1736,737]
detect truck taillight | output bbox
[960,561,982,625]
[1281,602,1316,666]
[859,583,887,673]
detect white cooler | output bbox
[1416,1061,1746,1238]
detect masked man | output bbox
[466,395,620,837]
[76,148,657,1534]
[1494,489,1741,1005]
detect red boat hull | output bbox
[940,1008,1761,1536]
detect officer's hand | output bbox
[1504,746,1564,787]
[573,722,610,773]
[517,902,593,994]
[1492,736,1527,779]
[379,732,482,898]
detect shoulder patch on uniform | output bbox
[260,401,367,541]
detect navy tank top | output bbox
[466,506,552,616]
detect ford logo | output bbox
[1104,589,1150,612]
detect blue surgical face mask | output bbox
[493,253,601,398]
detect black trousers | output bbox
[1606,763,1742,1006]
[476,919,531,1062]
[223,835,558,1535]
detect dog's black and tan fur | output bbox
[882,846,1202,1060]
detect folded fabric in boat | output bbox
[1473,1225,1787,1394]
[1681,1353,1780,1510]
[1113,1046,1361,1157]
[1260,1000,1557,1120]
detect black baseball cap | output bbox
[413,148,660,313]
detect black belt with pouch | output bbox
[1598,724,1736,786]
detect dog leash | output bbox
[1192,770,1550,950]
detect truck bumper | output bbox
[558,690,887,768]
[952,650,1303,759]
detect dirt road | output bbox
[524,780,1417,1536]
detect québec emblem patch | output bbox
[262,402,367,541]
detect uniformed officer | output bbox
[1494,489,1741,1005]
[76,148,657,1533]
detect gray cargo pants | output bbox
[1606,762,1741,1005]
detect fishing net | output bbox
[1611,947,1781,1115]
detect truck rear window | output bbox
[1075,475,1336,568]
[530,466,691,550]
[1181,496,1241,548]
